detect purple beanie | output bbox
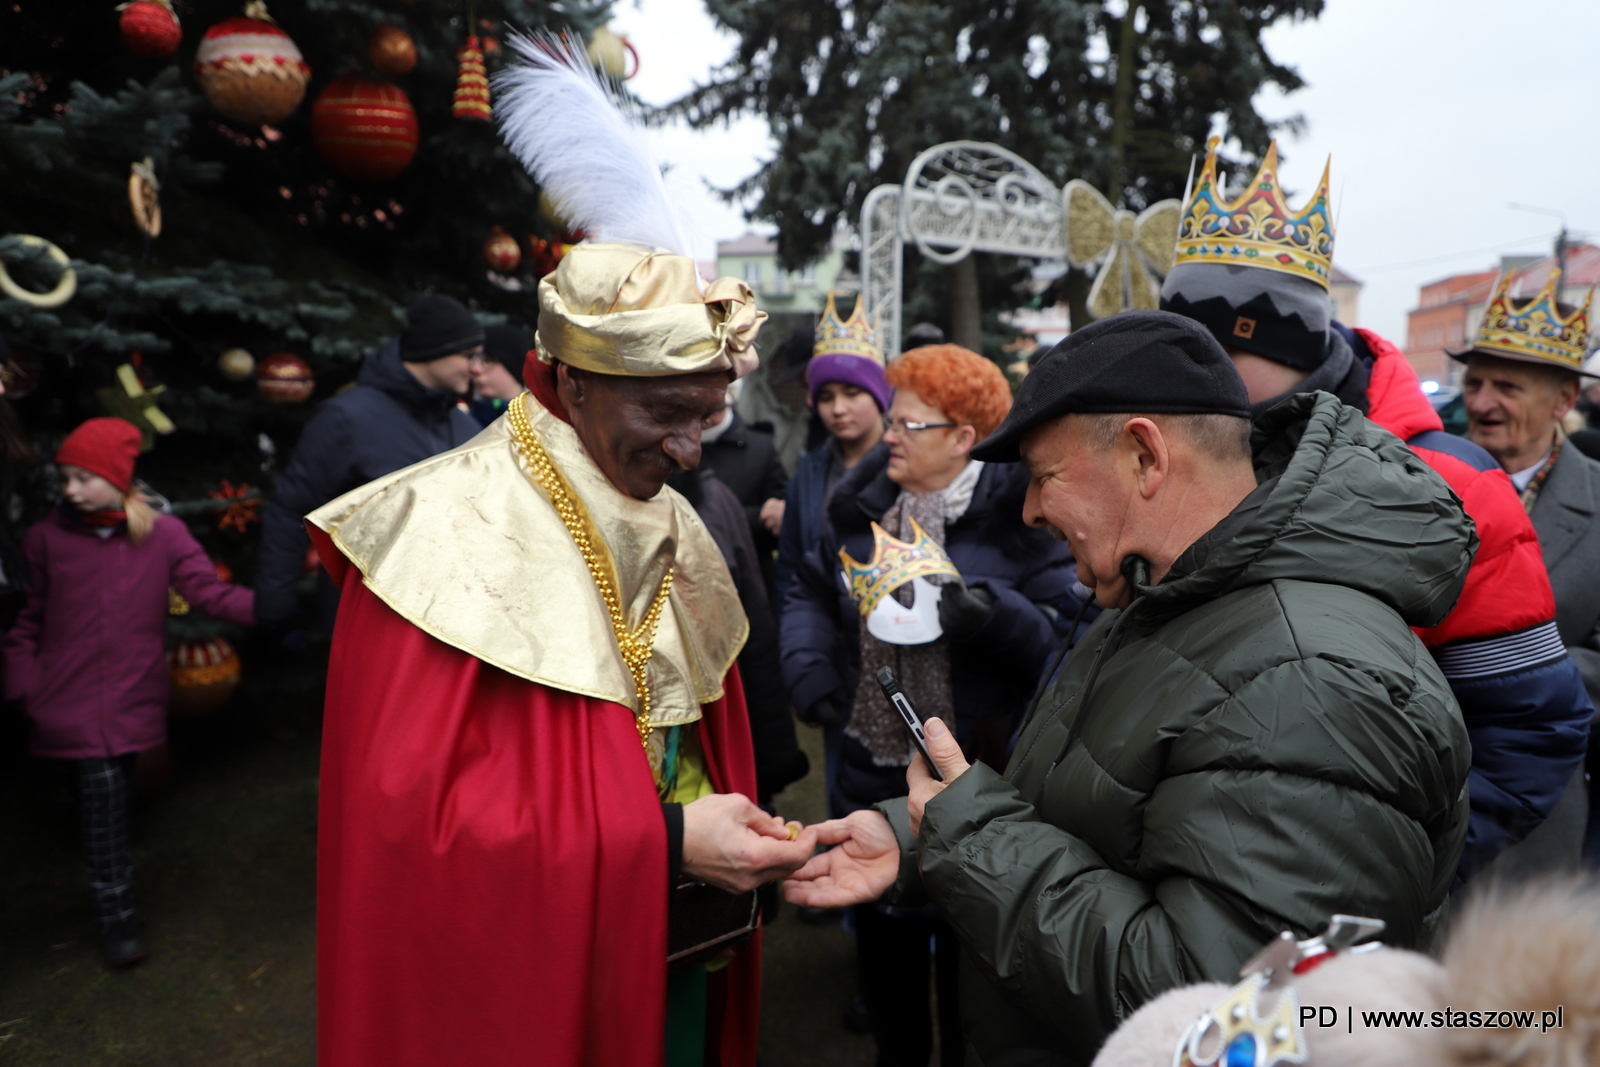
[807,353,891,412]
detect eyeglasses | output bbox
[882,417,958,434]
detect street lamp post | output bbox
[1508,202,1569,293]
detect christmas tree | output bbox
[0,0,614,677]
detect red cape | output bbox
[314,530,761,1067]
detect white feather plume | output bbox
[495,33,691,258]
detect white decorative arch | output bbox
[858,140,1178,356]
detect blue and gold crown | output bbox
[1454,269,1595,373]
[839,519,959,616]
[1173,915,1384,1067]
[1174,136,1334,290]
[1175,973,1306,1067]
[813,291,884,365]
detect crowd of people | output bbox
[4,41,1598,1067]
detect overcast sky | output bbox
[610,0,1600,346]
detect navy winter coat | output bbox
[774,442,833,607]
[255,339,480,624]
[779,446,1085,813]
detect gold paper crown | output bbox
[1174,136,1334,290]
[838,519,959,616]
[1455,269,1595,373]
[813,291,884,365]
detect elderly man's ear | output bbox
[1123,417,1170,501]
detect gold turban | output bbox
[535,242,766,379]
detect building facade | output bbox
[715,231,847,315]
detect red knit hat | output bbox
[56,418,142,493]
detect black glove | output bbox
[797,691,847,727]
[938,584,995,642]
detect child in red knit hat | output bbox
[1,418,255,967]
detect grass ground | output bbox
[0,675,873,1065]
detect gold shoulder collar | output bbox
[308,399,747,725]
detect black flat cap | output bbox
[972,310,1250,463]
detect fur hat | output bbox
[1093,879,1600,1067]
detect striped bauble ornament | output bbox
[310,75,419,182]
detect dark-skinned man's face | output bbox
[557,364,731,500]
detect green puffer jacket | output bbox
[885,392,1476,1067]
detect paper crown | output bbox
[1174,915,1385,1067]
[1174,136,1334,290]
[813,291,884,365]
[1452,269,1595,373]
[839,519,959,616]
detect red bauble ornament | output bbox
[256,351,314,403]
[119,0,182,59]
[311,75,419,181]
[169,638,242,717]
[194,5,311,126]
[482,226,521,273]
[368,24,417,77]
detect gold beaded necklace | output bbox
[507,393,674,749]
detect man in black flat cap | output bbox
[256,293,485,631]
[785,310,1475,1065]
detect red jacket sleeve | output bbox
[1411,451,1553,648]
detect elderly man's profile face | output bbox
[1019,417,1137,608]
[558,365,731,500]
[1462,354,1579,472]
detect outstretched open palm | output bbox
[782,809,900,909]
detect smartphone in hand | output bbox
[874,667,944,782]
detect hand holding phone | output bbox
[874,667,944,782]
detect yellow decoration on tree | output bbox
[0,235,76,308]
[97,364,175,451]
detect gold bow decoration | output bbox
[1062,180,1182,321]
[703,276,765,379]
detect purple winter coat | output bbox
[2,508,255,759]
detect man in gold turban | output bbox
[309,236,815,1067]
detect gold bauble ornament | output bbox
[587,26,629,79]
[218,348,256,380]
[368,24,417,76]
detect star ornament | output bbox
[1062,180,1181,321]
[96,363,175,451]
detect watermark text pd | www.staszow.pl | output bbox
[1300,1006,1564,1033]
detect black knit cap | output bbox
[400,293,486,363]
[971,309,1250,463]
[483,322,529,384]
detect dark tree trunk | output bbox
[949,255,982,353]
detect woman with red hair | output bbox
[779,344,1087,1067]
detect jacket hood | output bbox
[359,338,463,413]
[1139,391,1476,630]
[1350,326,1445,442]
